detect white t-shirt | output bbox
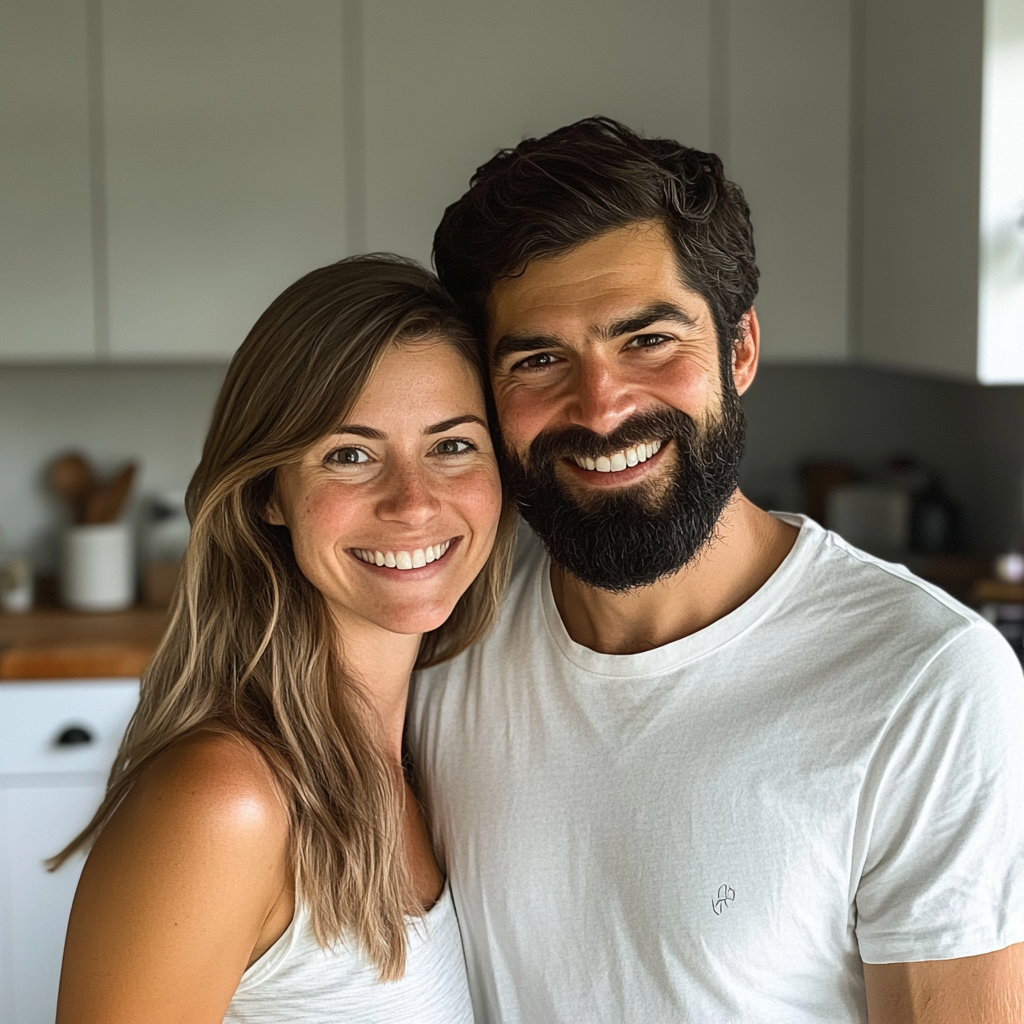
[407,515,1024,1024]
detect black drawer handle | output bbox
[55,725,94,747]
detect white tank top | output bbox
[223,882,474,1023]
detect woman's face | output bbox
[267,339,502,639]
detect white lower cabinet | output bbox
[0,680,138,1024]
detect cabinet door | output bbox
[102,0,349,360]
[362,0,712,270]
[0,779,104,1024]
[0,0,96,361]
[727,0,853,363]
[977,0,1024,384]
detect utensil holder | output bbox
[61,523,134,612]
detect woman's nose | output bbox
[375,461,442,526]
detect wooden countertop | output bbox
[0,606,168,680]
[0,554,994,681]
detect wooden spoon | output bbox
[49,453,95,525]
[84,463,136,525]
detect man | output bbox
[407,118,1024,1023]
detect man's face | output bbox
[486,220,756,591]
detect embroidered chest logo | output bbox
[712,884,735,915]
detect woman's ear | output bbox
[264,498,286,526]
[263,479,287,526]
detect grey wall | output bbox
[0,364,226,571]
[741,365,1024,553]
[2,361,1023,575]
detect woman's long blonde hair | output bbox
[51,255,517,979]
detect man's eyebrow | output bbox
[490,333,565,366]
[602,302,699,339]
[425,414,488,435]
[490,302,699,365]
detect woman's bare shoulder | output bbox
[117,727,291,850]
[58,729,293,1022]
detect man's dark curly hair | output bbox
[433,116,759,364]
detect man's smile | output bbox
[569,439,663,473]
[560,439,670,488]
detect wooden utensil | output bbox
[84,463,136,525]
[48,453,95,524]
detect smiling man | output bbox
[407,118,1024,1023]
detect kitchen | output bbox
[2,0,1024,1020]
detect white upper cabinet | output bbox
[861,0,1024,383]
[0,0,95,360]
[361,0,712,270]
[101,0,349,360]
[726,0,853,363]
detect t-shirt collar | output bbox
[536,513,824,678]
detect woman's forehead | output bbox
[344,340,486,429]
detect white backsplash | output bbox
[2,361,1024,575]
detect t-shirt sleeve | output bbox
[854,620,1024,964]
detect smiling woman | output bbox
[48,256,516,1024]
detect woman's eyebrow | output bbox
[332,424,387,439]
[425,414,488,435]
[330,415,486,439]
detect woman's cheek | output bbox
[464,463,504,547]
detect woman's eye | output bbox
[433,438,475,457]
[327,446,369,465]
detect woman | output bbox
[53,256,516,1023]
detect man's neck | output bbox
[549,492,799,655]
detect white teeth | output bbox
[354,539,452,570]
[572,440,664,474]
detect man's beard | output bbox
[498,384,746,593]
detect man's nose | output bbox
[565,357,637,435]
[375,461,442,526]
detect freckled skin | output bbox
[269,340,502,641]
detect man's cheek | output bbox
[496,394,551,457]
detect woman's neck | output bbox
[331,615,422,764]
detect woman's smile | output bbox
[351,536,457,571]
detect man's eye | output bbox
[327,447,369,465]
[433,438,475,457]
[513,352,560,371]
[627,333,670,349]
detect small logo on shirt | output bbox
[712,884,735,915]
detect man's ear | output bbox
[731,307,760,396]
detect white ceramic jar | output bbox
[60,523,134,612]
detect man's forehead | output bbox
[485,221,710,346]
